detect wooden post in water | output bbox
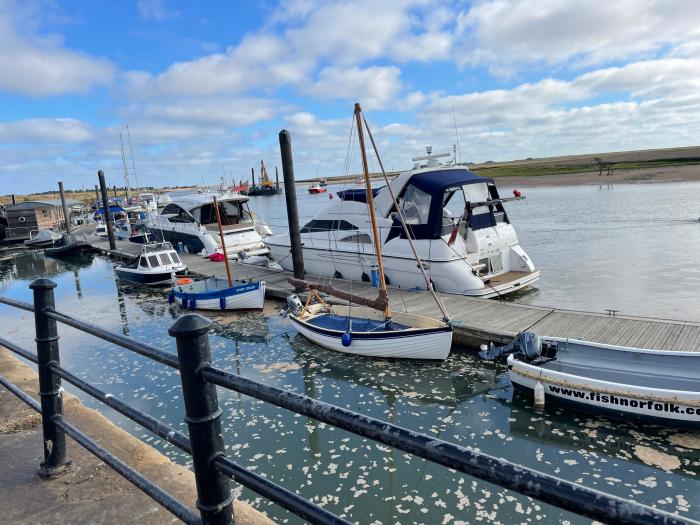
[251,167,255,187]
[58,181,71,234]
[98,170,116,251]
[213,196,233,287]
[279,129,305,290]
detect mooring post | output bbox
[275,166,280,189]
[251,167,255,187]
[170,314,234,525]
[98,170,117,251]
[11,193,16,205]
[30,278,71,478]
[58,181,71,234]
[94,185,99,207]
[279,130,305,290]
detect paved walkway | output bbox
[0,348,273,525]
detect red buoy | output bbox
[513,189,522,198]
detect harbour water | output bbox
[1,226,699,523]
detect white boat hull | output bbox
[172,279,266,310]
[508,354,700,426]
[288,305,452,360]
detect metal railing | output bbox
[0,278,693,525]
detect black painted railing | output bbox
[0,279,693,525]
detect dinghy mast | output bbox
[360,112,451,323]
[213,196,233,287]
[354,102,392,320]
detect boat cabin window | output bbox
[139,257,149,268]
[169,252,181,264]
[148,255,159,267]
[161,203,195,223]
[198,200,241,226]
[399,185,431,225]
[442,182,509,232]
[338,233,372,244]
[300,219,358,233]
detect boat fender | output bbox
[176,277,193,285]
[534,381,545,408]
[168,292,175,304]
[341,331,352,347]
[219,296,226,310]
[190,298,197,310]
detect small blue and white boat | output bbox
[114,242,187,286]
[170,277,265,310]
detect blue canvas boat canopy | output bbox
[337,187,381,203]
[387,168,497,240]
[94,205,125,216]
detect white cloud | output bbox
[457,0,700,70]
[304,66,403,109]
[0,6,115,96]
[0,118,93,144]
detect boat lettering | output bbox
[547,385,694,415]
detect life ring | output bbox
[176,277,193,285]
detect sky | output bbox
[1,0,700,193]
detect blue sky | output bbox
[1,0,700,193]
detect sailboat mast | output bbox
[354,102,391,319]
[213,196,233,287]
[119,133,131,199]
[126,125,139,195]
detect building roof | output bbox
[8,199,81,210]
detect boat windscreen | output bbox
[199,200,241,225]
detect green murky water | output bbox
[0,248,698,523]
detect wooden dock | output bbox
[86,234,700,351]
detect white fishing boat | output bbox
[267,148,538,298]
[283,103,453,361]
[481,332,700,427]
[24,229,62,248]
[168,196,266,310]
[145,192,271,257]
[115,242,187,286]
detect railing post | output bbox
[30,278,71,478]
[169,314,234,525]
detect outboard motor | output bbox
[280,294,303,318]
[479,331,542,361]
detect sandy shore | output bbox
[493,164,700,188]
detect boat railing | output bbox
[0,279,689,525]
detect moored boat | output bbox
[44,234,92,257]
[170,277,265,310]
[308,183,327,194]
[24,229,62,248]
[283,103,453,361]
[114,242,186,286]
[482,332,700,427]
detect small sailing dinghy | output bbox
[481,332,700,427]
[24,229,62,248]
[44,234,92,257]
[169,196,265,310]
[115,242,187,286]
[282,103,453,360]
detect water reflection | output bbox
[0,249,698,524]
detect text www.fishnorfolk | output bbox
[547,385,695,415]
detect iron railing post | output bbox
[30,278,71,478]
[170,314,234,525]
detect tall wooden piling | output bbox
[279,130,304,288]
[98,170,116,251]
[58,181,71,234]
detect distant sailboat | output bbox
[283,103,453,360]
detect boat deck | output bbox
[81,227,700,352]
[486,270,537,286]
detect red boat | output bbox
[231,180,249,194]
[308,184,327,194]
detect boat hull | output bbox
[115,268,175,286]
[288,305,452,360]
[172,279,266,310]
[507,353,700,427]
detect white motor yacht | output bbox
[145,192,271,257]
[267,150,539,297]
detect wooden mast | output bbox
[354,102,391,320]
[213,196,233,287]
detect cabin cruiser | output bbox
[266,151,539,297]
[145,192,271,257]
